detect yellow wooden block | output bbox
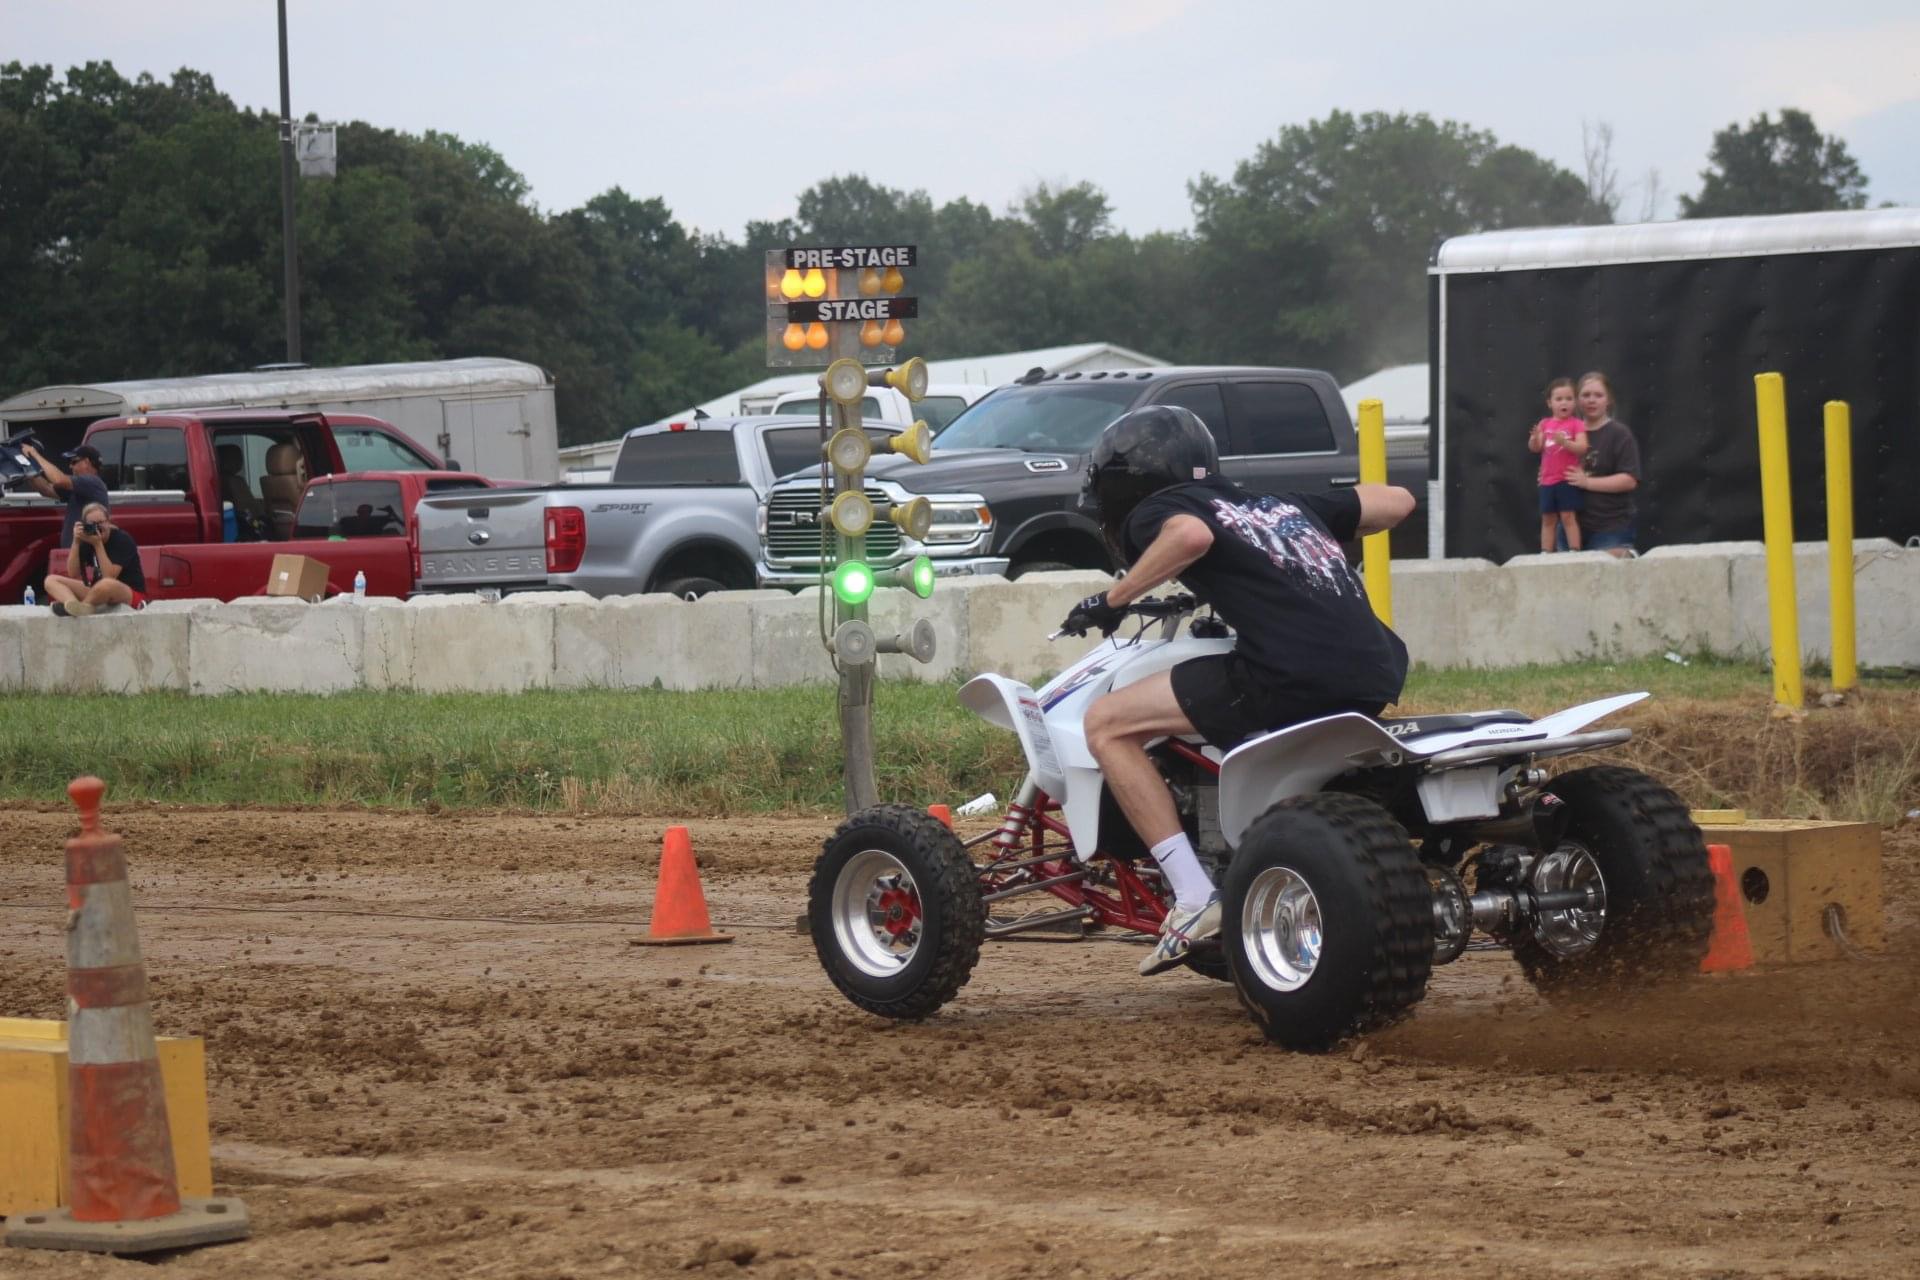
[1695,819,1886,965]
[0,1018,213,1215]
[1690,808,1748,825]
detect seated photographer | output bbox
[20,442,111,547]
[44,502,147,617]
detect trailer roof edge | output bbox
[1430,207,1920,275]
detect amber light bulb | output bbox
[858,268,881,296]
[882,318,905,345]
[779,268,804,299]
[881,266,905,293]
[802,268,827,298]
[806,322,830,350]
[782,323,806,351]
[860,319,884,347]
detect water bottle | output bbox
[22,585,35,607]
[352,569,367,600]
[222,501,237,543]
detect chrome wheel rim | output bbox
[833,848,922,977]
[1531,841,1607,958]
[1241,866,1323,992]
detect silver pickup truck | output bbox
[414,414,895,599]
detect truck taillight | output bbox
[546,506,586,574]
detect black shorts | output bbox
[1169,652,1385,751]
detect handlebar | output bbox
[1127,593,1197,619]
[1049,592,1199,641]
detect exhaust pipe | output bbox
[1455,793,1570,851]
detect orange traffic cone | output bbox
[1700,842,1755,974]
[5,778,249,1255]
[633,826,733,946]
[927,804,954,829]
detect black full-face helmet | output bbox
[1079,404,1219,557]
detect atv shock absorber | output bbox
[990,778,1041,855]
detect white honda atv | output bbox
[808,594,1716,1051]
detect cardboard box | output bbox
[0,1018,213,1214]
[1695,818,1885,964]
[266,553,329,599]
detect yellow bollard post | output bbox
[1823,401,1857,691]
[1356,398,1392,626]
[1753,373,1802,709]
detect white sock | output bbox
[1148,832,1215,911]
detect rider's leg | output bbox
[1083,672,1215,910]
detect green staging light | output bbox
[906,554,936,599]
[832,560,875,605]
[873,554,936,599]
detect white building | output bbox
[1339,362,1430,459]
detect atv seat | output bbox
[1373,710,1531,740]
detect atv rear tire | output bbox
[809,805,985,1019]
[1512,766,1714,997]
[1222,793,1432,1052]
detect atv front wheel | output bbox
[1512,766,1714,996]
[809,805,985,1019]
[1222,793,1432,1052]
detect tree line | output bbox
[0,62,1876,446]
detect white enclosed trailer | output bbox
[0,357,559,482]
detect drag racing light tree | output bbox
[820,357,939,658]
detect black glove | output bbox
[1059,591,1126,637]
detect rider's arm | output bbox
[1353,484,1415,537]
[1106,514,1212,609]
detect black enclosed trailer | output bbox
[1427,209,1920,562]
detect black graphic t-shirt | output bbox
[1123,479,1408,704]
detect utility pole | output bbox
[276,0,302,363]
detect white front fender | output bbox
[960,674,1068,801]
[1216,713,1406,849]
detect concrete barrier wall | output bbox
[1,543,1915,696]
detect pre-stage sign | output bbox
[784,245,917,269]
[785,297,919,323]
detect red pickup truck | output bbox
[142,469,493,601]
[0,409,451,603]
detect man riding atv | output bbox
[1061,405,1417,975]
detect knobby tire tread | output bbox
[1231,792,1432,1051]
[1515,765,1715,995]
[808,804,985,1021]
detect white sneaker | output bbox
[1139,894,1222,976]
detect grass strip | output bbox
[0,657,1911,819]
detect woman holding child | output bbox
[1562,371,1642,557]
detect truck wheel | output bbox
[656,576,726,601]
[809,805,985,1020]
[1009,561,1075,579]
[1223,793,1432,1052]
[1512,766,1714,997]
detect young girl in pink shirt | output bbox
[1529,377,1588,552]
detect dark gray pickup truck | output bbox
[756,365,1429,585]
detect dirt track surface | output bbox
[3,806,1918,1279]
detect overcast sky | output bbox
[9,0,1918,237]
